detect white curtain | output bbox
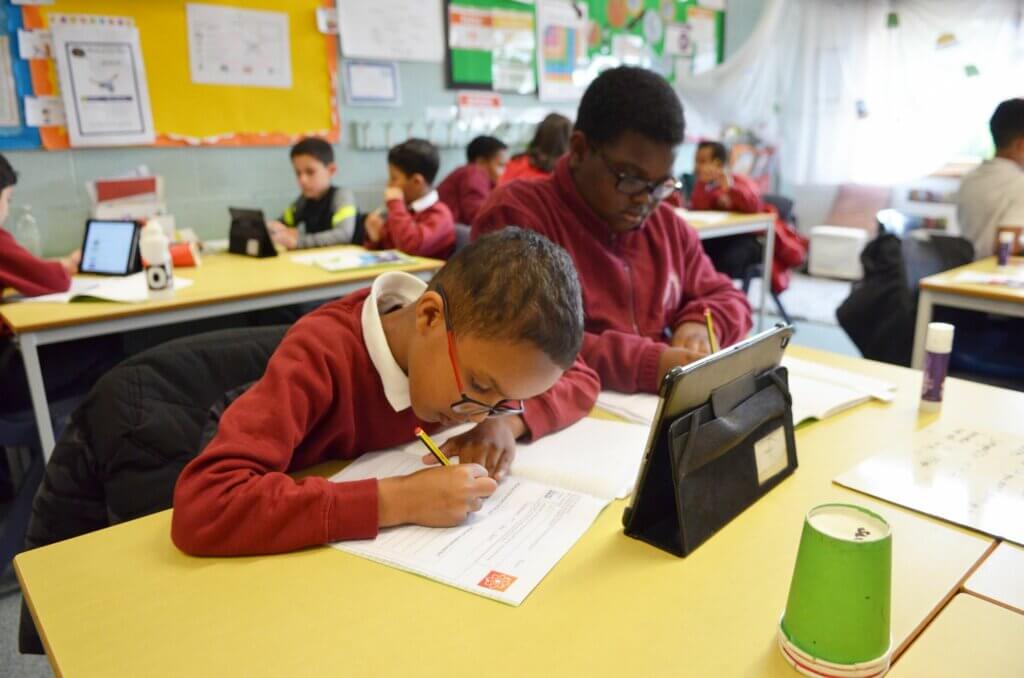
[676,0,1024,185]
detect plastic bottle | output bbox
[997,231,1014,267]
[14,205,41,256]
[919,322,954,412]
[140,220,174,300]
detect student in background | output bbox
[364,138,456,259]
[267,137,358,250]
[171,228,600,556]
[499,113,572,185]
[437,135,508,225]
[690,139,810,296]
[0,152,118,416]
[474,67,752,395]
[958,98,1024,259]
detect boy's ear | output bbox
[327,161,337,176]
[568,130,588,167]
[414,291,445,335]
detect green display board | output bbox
[444,0,725,93]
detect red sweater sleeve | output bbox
[375,199,455,258]
[171,329,379,556]
[581,330,666,394]
[520,356,600,439]
[669,222,753,347]
[690,175,762,213]
[0,229,71,296]
[459,170,492,225]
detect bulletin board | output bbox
[444,0,724,93]
[20,0,338,149]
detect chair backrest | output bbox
[763,193,795,224]
[902,232,974,291]
[454,223,472,253]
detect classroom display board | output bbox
[6,0,338,149]
[445,0,725,97]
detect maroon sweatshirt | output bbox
[0,228,70,297]
[365,194,456,259]
[171,287,599,556]
[473,157,752,394]
[437,164,494,225]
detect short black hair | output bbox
[428,227,583,370]
[0,153,16,192]
[466,136,508,163]
[388,138,440,184]
[575,66,685,148]
[698,140,728,165]
[990,98,1024,149]
[290,137,334,166]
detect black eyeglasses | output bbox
[436,285,525,418]
[597,151,682,202]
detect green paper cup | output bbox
[780,504,892,674]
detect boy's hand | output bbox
[671,321,712,354]
[59,249,81,275]
[384,186,404,202]
[364,210,384,242]
[269,226,299,250]
[657,345,710,383]
[428,416,526,481]
[378,464,497,528]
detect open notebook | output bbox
[15,273,193,304]
[291,249,415,273]
[329,417,649,605]
[597,355,897,427]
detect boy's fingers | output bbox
[471,476,498,497]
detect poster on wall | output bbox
[186,3,292,89]
[536,0,589,102]
[337,0,444,63]
[51,15,155,147]
[687,6,718,74]
[492,9,535,94]
[0,36,20,126]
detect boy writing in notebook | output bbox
[473,67,751,395]
[267,137,358,250]
[364,138,456,259]
[437,135,508,225]
[172,228,599,556]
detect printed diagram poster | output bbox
[51,15,155,147]
[187,3,292,89]
[492,9,535,94]
[537,0,588,102]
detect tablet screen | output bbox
[81,220,137,274]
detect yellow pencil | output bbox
[415,427,451,466]
[704,308,720,353]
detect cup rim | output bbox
[805,503,892,542]
[778,619,892,677]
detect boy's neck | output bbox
[379,302,415,374]
[309,186,333,201]
[405,186,431,205]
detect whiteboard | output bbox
[336,0,444,63]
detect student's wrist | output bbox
[377,476,407,527]
[496,414,527,440]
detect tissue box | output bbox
[808,226,869,280]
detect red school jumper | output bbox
[366,194,456,259]
[171,288,599,556]
[437,164,494,225]
[473,156,752,394]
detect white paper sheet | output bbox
[186,3,292,89]
[342,60,400,106]
[677,209,731,225]
[0,36,19,127]
[337,0,444,63]
[51,15,155,147]
[23,95,64,127]
[291,249,413,273]
[331,451,607,605]
[17,273,193,304]
[17,28,52,60]
[491,9,535,94]
[835,426,1024,544]
[954,269,1024,288]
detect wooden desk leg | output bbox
[16,333,56,460]
[911,290,934,370]
[759,218,775,332]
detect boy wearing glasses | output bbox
[472,66,751,394]
[172,228,598,556]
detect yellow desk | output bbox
[15,348,1007,677]
[911,257,1024,368]
[888,595,1024,677]
[677,209,777,332]
[964,541,1024,615]
[0,246,442,458]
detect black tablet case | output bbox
[622,367,798,557]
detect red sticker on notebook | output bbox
[478,570,517,592]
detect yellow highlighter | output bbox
[415,427,451,466]
[704,308,720,354]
